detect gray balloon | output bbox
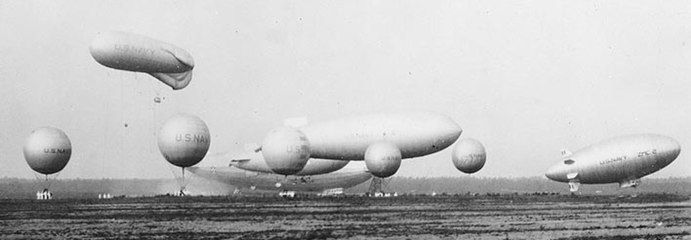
[158,113,210,168]
[364,142,402,178]
[261,127,311,175]
[23,127,72,175]
[452,138,486,174]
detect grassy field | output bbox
[0,194,689,239]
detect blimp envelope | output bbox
[90,31,195,90]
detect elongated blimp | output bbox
[228,151,349,176]
[89,31,194,90]
[260,112,463,178]
[545,134,681,192]
[187,161,372,193]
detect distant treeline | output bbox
[0,176,689,199]
[347,176,691,195]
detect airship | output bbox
[89,31,194,90]
[545,134,681,192]
[259,111,465,178]
[228,151,349,176]
[187,161,372,195]
[188,145,367,196]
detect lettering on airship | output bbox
[599,155,627,165]
[175,134,208,143]
[637,149,657,157]
[42,148,70,154]
[113,44,156,56]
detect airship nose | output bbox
[545,164,563,181]
[667,137,681,156]
[89,32,110,56]
[436,114,463,139]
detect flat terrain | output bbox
[0,194,689,239]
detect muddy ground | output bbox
[0,194,689,239]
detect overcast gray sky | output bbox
[1,0,690,179]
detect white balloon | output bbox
[261,127,310,175]
[364,142,402,178]
[452,138,486,174]
[158,113,210,168]
[23,127,72,175]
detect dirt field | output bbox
[0,194,689,239]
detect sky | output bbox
[1,0,690,179]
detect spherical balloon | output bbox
[364,142,402,178]
[23,127,72,175]
[452,138,486,174]
[262,127,310,175]
[158,113,210,168]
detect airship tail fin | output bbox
[560,149,573,158]
[229,158,251,167]
[149,71,193,90]
[243,143,261,152]
[230,158,251,162]
[242,143,262,153]
[228,151,255,167]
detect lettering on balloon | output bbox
[175,134,208,143]
[286,144,309,158]
[42,148,71,154]
[461,154,484,161]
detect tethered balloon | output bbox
[24,127,72,175]
[23,127,72,200]
[158,113,210,168]
[452,138,486,174]
[157,113,210,196]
